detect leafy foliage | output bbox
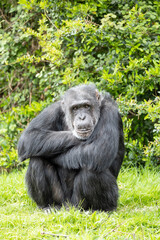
[0,0,159,170]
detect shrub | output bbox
[0,0,159,170]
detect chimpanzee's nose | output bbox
[79,115,86,120]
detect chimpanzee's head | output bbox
[61,84,102,140]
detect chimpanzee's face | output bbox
[69,100,96,139]
[62,85,101,140]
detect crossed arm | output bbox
[53,105,120,171]
[18,101,120,172]
[18,102,79,161]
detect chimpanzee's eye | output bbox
[84,104,91,110]
[72,106,78,111]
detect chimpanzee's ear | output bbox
[61,99,65,112]
[95,90,102,106]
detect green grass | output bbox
[0,168,160,240]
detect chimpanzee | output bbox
[18,84,124,212]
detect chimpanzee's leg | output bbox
[25,157,64,209]
[71,169,118,211]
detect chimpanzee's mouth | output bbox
[77,129,92,134]
[76,129,93,139]
[73,128,93,140]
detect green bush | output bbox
[0,0,159,170]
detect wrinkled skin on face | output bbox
[62,85,102,140]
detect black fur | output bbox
[18,84,124,211]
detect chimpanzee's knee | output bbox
[71,169,118,211]
[25,157,64,209]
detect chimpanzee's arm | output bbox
[53,102,123,172]
[18,102,79,161]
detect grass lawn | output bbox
[0,167,160,240]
